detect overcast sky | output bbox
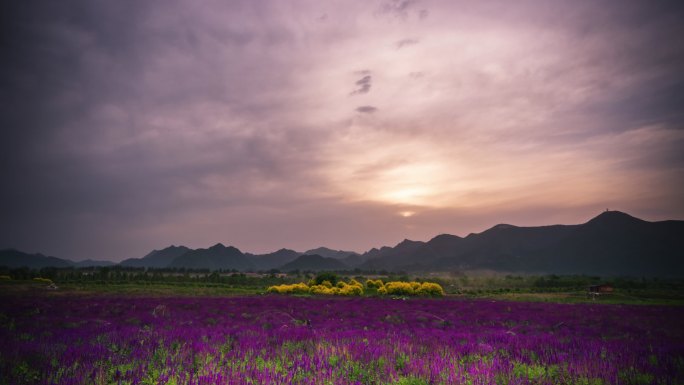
[2,0,683,261]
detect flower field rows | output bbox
[1,295,682,384]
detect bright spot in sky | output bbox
[399,211,415,218]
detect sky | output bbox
[1,0,683,261]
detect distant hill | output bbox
[360,211,684,276]
[279,254,349,272]
[168,243,254,271]
[304,247,359,259]
[0,249,72,269]
[120,245,190,268]
[249,248,301,270]
[3,211,682,276]
[71,259,116,268]
[362,239,426,269]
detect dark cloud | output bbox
[0,0,324,259]
[396,38,419,49]
[350,74,372,95]
[377,0,421,20]
[1,0,683,260]
[356,106,378,114]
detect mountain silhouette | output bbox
[360,211,684,276]
[168,243,254,271]
[71,259,116,268]
[279,254,349,271]
[0,249,72,269]
[304,247,359,259]
[248,248,302,270]
[120,245,190,268]
[2,211,682,276]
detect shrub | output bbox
[338,282,363,296]
[384,281,415,296]
[313,272,338,286]
[309,285,337,295]
[375,281,444,297]
[32,277,53,284]
[269,279,364,296]
[366,279,384,289]
[415,282,445,296]
[266,282,310,294]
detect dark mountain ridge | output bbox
[2,211,682,276]
[360,211,684,276]
[120,245,190,268]
[168,243,254,271]
[279,254,349,272]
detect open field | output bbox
[1,293,683,385]
[2,271,684,305]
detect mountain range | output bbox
[1,211,682,276]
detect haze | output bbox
[1,0,683,261]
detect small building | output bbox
[587,284,613,299]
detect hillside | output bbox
[279,254,349,272]
[2,211,682,276]
[120,245,190,268]
[0,249,72,269]
[360,211,684,276]
[168,243,254,271]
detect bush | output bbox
[268,279,364,296]
[415,282,445,296]
[338,282,363,296]
[366,279,384,289]
[378,281,445,297]
[384,281,415,296]
[313,272,338,286]
[309,285,337,295]
[266,282,309,294]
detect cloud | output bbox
[356,106,378,113]
[377,0,421,20]
[350,74,372,95]
[396,38,419,49]
[1,0,683,260]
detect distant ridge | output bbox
[120,245,190,268]
[169,243,253,271]
[0,249,72,269]
[1,211,682,276]
[280,254,349,272]
[359,211,684,276]
[304,247,359,259]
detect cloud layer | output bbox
[1,0,683,260]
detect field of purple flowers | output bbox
[1,295,683,385]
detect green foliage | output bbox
[512,361,555,381]
[391,378,429,385]
[314,272,339,286]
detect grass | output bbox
[2,278,683,305]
